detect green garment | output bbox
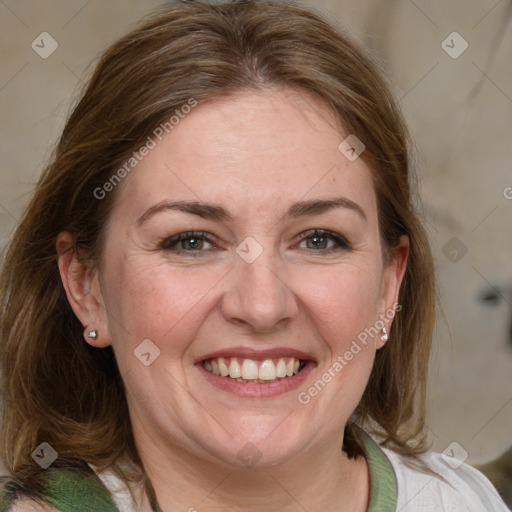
[0,430,397,511]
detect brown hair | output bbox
[0,0,436,496]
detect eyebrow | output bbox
[137,196,367,225]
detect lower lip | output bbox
[197,361,315,398]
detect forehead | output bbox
[111,87,377,223]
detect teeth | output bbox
[286,359,294,377]
[241,359,259,380]
[229,359,241,378]
[218,357,229,377]
[203,357,304,382]
[259,359,276,380]
[276,359,287,378]
[211,360,221,376]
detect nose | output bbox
[220,251,299,334]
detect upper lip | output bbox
[195,346,316,364]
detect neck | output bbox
[138,431,369,512]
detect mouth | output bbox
[202,356,306,383]
[196,348,315,398]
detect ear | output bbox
[56,231,110,348]
[376,235,409,349]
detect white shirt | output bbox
[381,446,510,511]
[92,442,510,511]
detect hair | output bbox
[0,0,436,499]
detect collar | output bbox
[354,426,398,512]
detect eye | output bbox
[160,231,216,255]
[296,229,352,253]
[159,229,352,257]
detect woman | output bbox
[0,1,508,510]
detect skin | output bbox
[57,87,409,512]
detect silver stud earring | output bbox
[381,326,388,342]
[87,329,98,340]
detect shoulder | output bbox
[381,445,510,511]
[4,497,57,511]
[0,478,55,512]
[91,463,148,512]
[0,460,120,512]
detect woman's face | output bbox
[80,88,407,468]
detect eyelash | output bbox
[159,229,352,256]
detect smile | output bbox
[203,356,306,383]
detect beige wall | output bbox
[1,0,511,475]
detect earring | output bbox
[87,329,98,340]
[381,326,388,342]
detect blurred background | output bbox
[1,0,511,492]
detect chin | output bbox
[205,429,308,470]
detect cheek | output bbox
[299,266,381,417]
[101,257,224,355]
[301,263,382,352]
